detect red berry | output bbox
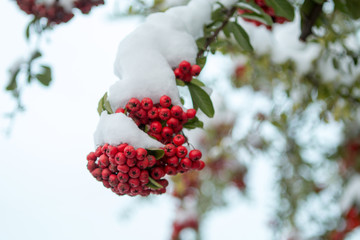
[115,152,127,165]
[101,168,111,180]
[109,157,117,166]
[101,144,109,154]
[117,172,129,183]
[171,105,183,119]
[158,179,169,188]
[161,126,174,139]
[165,165,177,175]
[107,145,118,158]
[182,73,192,82]
[147,155,156,168]
[167,156,179,167]
[191,65,201,76]
[87,152,97,161]
[174,68,184,79]
[179,61,191,73]
[159,108,171,121]
[189,149,202,161]
[117,143,128,153]
[126,98,141,112]
[99,154,110,168]
[102,180,111,188]
[160,95,172,108]
[91,168,103,180]
[136,148,147,160]
[139,170,149,183]
[124,145,136,158]
[135,109,147,119]
[148,107,158,119]
[109,174,119,187]
[167,117,180,129]
[87,160,97,172]
[186,109,196,119]
[109,164,118,173]
[173,135,186,146]
[129,167,141,178]
[180,157,192,169]
[164,144,176,157]
[198,160,205,170]
[141,97,153,111]
[129,178,140,188]
[117,165,129,173]
[148,132,163,142]
[94,146,102,157]
[130,186,143,195]
[179,112,188,125]
[151,167,165,180]
[137,157,149,169]
[115,107,125,113]
[176,146,188,158]
[117,183,130,194]
[126,158,137,167]
[150,121,162,133]
[191,160,201,169]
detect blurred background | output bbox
[1,0,360,239]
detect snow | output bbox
[94,112,164,149]
[98,0,240,148]
[35,0,75,11]
[110,0,214,110]
[340,174,360,212]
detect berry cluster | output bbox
[174,61,202,83]
[238,0,288,29]
[116,95,196,145]
[88,95,205,197]
[16,0,104,25]
[87,141,204,197]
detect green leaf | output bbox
[6,68,20,91]
[146,177,163,190]
[237,2,273,26]
[222,23,231,38]
[176,79,186,86]
[104,100,113,114]
[146,148,165,160]
[196,56,207,69]
[196,37,206,50]
[265,0,295,21]
[35,65,52,86]
[183,116,204,129]
[191,78,206,87]
[211,7,226,22]
[180,97,185,105]
[97,93,106,115]
[30,51,42,61]
[229,22,253,52]
[188,82,214,118]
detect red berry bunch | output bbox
[174,61,202,83]
[116,95,197,145]
[87,141,205,197]
[16,0,104,25]
[238,0,288,29]
[88,95,205,197]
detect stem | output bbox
[299,2,324,41]
[196,6,237,59]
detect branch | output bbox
[299,2,324,42]
[197,6,237,59]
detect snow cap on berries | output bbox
[94,112,163,149]
[110,0,214,110]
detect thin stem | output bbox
[196,6,237,59]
